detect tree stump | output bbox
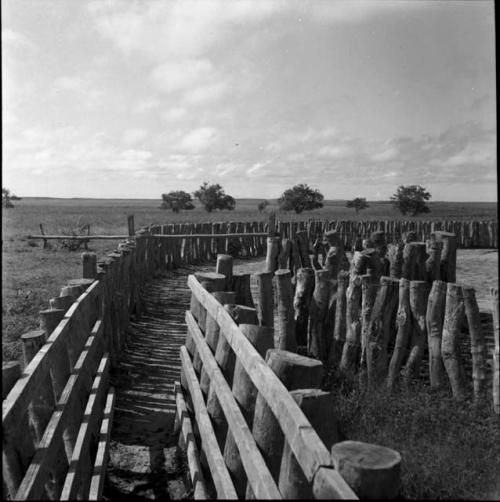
[231,273,255,308]
[331,440,401,499]
[216,254,233,290]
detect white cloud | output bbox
[150,59,214,94]
[2,29,38,51]
[370,147,399,162]
[133,98,161,115]
[51,76,103,106]
[162,107,187,122]
[122,128,148,145]
[178,127,218,152]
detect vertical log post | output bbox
[293,268,315,347]
[386,278,411,391]
[278,389,343,499]
[366,277,400,386]
[278,238,292,270]
[223,324,274,498]
[425,240,442,283]
[490,287,499,414]
[463,286,487,404]
[274,269,297,351]
[250,350,323,488]
[40,223,48,249]
[127,214,135,236]
[442,283,466,400]
[254,271,274,328]
[265,237,280,273]
[309,269,332,361]
[82,252,97,279]
[296,230,312,268]
[329,271,350,367]
[387,243,404,279]
[434,231,457,283]
[331,441,401,499]
[340,275,363,373]
[216,254,233,291]
[231,273,255,308]
[206,305,258,449]
[359,275,379,378]
[403,281,430,384]
[425,280,447,389]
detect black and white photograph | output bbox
[2,0,498,499]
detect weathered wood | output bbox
[386,278,411,391]
[82,252,97,279]
[312,467,358,499]
[463,286,487,404]
[274,269,297,351]
[251,350,323,484]
[231,273,255,308]
[39,308,65,338]
[293,268,315,347]
[88,388,116,501]
[425,240,442,282]
[278,389,342,499]
[331,440,401,499]
[278,238,292,270]
[490,288,499,414]
[49,295,74,313]
[330,271,350,367]
[387,243,404,279]
[426,280,447,388]
[216,254,233,290]
[434,231,457,282]
[401,242,417,280]
[403,281,430,384]
[309,269,332,361]
[179,346,238,499]
[265,237,280,273]
[14,322,104,500]
[254,271,274,328]
[187,275,357,494]
[194,272,226,293]
[296,230,312,268]
[186,314,280,499]
[127,214,135,236]
[21,329,46,366]
[442,283,466,400]
[267,211,277,237]
[366,277,400,386]
[2,361,21,399]
[61,354,110,500]
[340,275,363,372]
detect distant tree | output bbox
[160,190,195,212]
[278,184,324,214]
[193,182,235,212]
[257,200,269,213]
[390,185,431,216]
[2,188,22,208]
[346,197,369,215]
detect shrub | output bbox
[160,190,195,212]
[193,182,235,212]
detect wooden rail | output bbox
[181,273,358,499]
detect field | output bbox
[2,197,497,362]
[2,197,499,499]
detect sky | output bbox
[2,0,497,201]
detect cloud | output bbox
[178,127,218,152]
[150,59,214,94]
[122,128,148,145]
[51,75,103,106]
[162,107,187,122]
[2,29,38,51]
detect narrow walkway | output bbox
[104,267,203,500]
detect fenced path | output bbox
[104,260,263,500]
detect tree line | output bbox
[161,182,433,216]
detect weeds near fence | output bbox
[328,371,500,499]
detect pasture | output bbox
[1,197,497,362]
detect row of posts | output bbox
[185,253,403,499]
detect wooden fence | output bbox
[2,234,148,500]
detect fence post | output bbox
[491,287,499,414]
[340,275,363,372]
[434,231,457,282]
[330,271,350,367]
[278,389,342,498]
[309,269,332,361]
[216,254,233,290]
[293,268,315,347]
[331,440,401,499]
[254,271,274,328]
[442,283,466,400]
[249,350,323,491]
[265,237,280,273]
[82,252,97,279]
[231,273,255,308]
[223,324,274,497]
[275,269,297,351]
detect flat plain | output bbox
[2,197,497,362]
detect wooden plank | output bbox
[14,321,104,500]
[187,275,356,498]
[60,354,111,500]
[174,382,209,500]
[88,388,115,501]
[179,346,237,499]
[186,311,281,499]
[3,281,101,435]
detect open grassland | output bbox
[2,197,498,363]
